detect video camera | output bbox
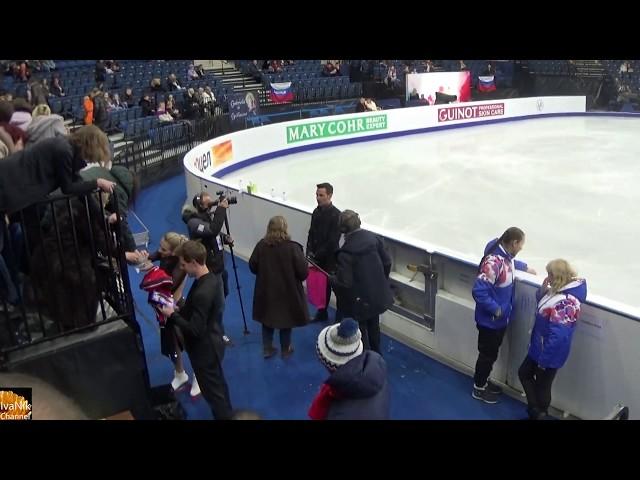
[211,190,238,206]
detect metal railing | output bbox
[1,190,135,364]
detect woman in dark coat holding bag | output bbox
[249,216,310,359]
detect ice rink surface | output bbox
[223,116,640,311]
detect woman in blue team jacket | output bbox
[518,259,587,419]
[471,227,536,404]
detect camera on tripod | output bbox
[211,190,238,206]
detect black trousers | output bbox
[473,325,507,387]
[191,347,232,420]
[357,315,381,355]
[262,325,292,349]
[518,355,558,418]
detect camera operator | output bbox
[182,191,234,344]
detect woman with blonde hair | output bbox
[518,259,587,419]
[249,216,310,358]
[146,232,195,393]
[27,104,67,146]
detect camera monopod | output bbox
[223,215,250,335]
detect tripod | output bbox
[223,216,250,335]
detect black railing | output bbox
[0,190,135,364]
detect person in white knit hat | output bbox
[309,318,389,420]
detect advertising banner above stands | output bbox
[184,96,586,180]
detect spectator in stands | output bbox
[195,64,206,77]
[0,90,13,102]
[156,101,174,123]
[306,182,341,323]
[111,93,126,110]
[122,87,135,108]
[418,93,428,105]
[518,259,587,420]
[50,76,65,97]
[249,215,310,359]
[83,95,94,125]
[330,210,393,354]
[166,73,183,91]
[310,318,390,420]
[105,60,120,73]
[150,78,165,93]
[385,65,399,89]
[166,95,180,119]
[188,64,199,80]
[0,101,18,158]
[323,62,339,77]
[471,227,536,404]
[197,87,213,115]
[159,240,234,420]
[95,60,107,83]
[139,94,155,117]
[425,60,435,73]
[10,98,33,132]
[484,61,496,76]
[26,104,67,146]
[409,88,420,101]
[364,98,380,111]
[269,60,283,73]
[619,60,632,75]
[247,60,261,81]
[0,127,116,215]
[41,60,56,72]
[0,123,27,151]
[356,97,367,113]
[459,60,469,71]
[30,79,49,106]
[75,125,143,264]
[17,61,30,82]
[204,86,217,106]
[104,92,115,111]
[183,88,199,119]
[90,88,109,132]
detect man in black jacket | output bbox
[330,209,393,354]
[160,241,232,420]
[306,182,341,323]
[182,192,233,344]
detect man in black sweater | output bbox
[306,182,341,323]
[160,240,232,420]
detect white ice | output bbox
[222,116,640,311]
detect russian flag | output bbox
[477,75,496,92]
[270,82,294,103]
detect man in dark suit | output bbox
[306,182,341,323]
[160,241,232,420]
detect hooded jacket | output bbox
[528,278,587,369]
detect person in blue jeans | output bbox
[518,259,587,419]
[471,227,536,404]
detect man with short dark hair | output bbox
[160,240,233,420]
[306,182,341,322]
[330,210,393,354]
